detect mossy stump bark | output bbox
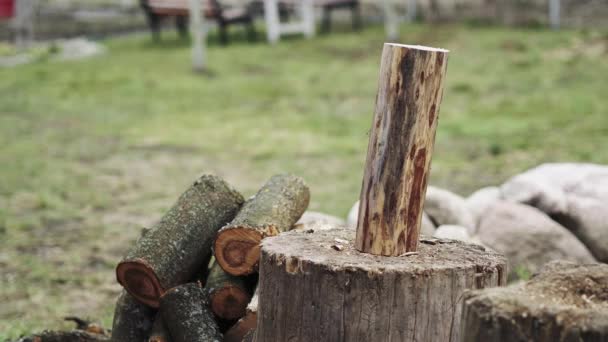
[204,258,253,320]
[214,174,310,276]
[356,43,449,256]
[116,175,244,307]
[224,287,258,342]
[111,290,155,342]
[461,261,608,342]
[160,282,222,342]
[256,228,507,342]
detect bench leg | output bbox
[145,12,162,41]
[352,2,361,30]
[176,16,188,39]
[321,7,331,33]
[219,23,229,45]
[246,19,257,42]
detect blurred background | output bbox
[1,0,607,339]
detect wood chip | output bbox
[331,244,344,251]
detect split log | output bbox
[160,282,222,342]
[461,260,608,342]
[116,175,244,307]
[215,174,310,276]
[63,317,106,335]
[224,287,259,342]
[111,290,155,342]
[148,314,171,342]
[355,43,449,256]
[17,331,109,342]
[256,228,507,341]
[204,258,252,320]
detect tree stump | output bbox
[461,260,608,342]
[256,228,506,342]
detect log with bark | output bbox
[17,318,110,342]
[160,282,222,342]
[224,287,258,342]
[111,290,155,342]
[16,331,110,342]
[461,260,608,342]
[214,174,309,276]
[148,314,171,342]
[256,228,507,341]
[204,257,253,320]
[116,174,244,307]
[355,43,449,256]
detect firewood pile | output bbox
[17,173,309,342]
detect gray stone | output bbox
[477,201,596,280]
[433,225,471,242]
[294,211,346,230]
[501,163,608,262]
[465,186,500,231]
[424,186,475,233]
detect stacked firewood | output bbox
[111,173,310,342]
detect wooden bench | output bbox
[141,0,256,44]
[317,0,360,32]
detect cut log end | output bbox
[215,226,270,276]
[116,259,163,308]
[210,285,250,320]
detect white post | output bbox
[549,0,560,30]
[189,0,206,72]
[14,0,36,49]
[406,0,416,23]
[264,0,280,44]
[383,0,399,41]
[301,0,315,39]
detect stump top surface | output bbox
[262,227,506,275]
[465,261,608,325]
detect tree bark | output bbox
[148,314,171,342]
[461,260,608,342]
[356,43,449,256]
[116,174,244,307]
[224,287,259,342]
[204,258,252,320]
[215,174,309,276]
[160,282,222,342]
[257,228,506,342]
[111,290,155,342]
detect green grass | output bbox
[1,24,608,339]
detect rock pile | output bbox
[347,163,607,279]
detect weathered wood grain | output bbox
[257,228,506,342]
[356,43,449,256]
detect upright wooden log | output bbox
[224,287,259,342]
[204,258,252,320]
[257,228,507,341]
[116,175,244,307]
[214,174,310,276]
[356,43,449,256]
[111,290,155,342]
[160,282,222,342]
[461,261,608,342]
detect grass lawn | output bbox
[1,23,607,339]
